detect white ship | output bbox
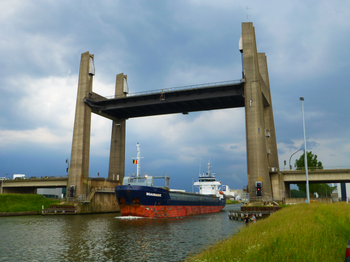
[194,162,225,199]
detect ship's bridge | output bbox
[198,172,216,182]
[199,177,216,182]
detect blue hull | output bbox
[115,185,226,218]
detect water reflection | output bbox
[0,205,242,262]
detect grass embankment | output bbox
[187,202,350,262]
[226,199,240,204]
[0,194,59,213]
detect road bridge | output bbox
[1,177,118,212]
[84,80,245,119]
[281,169,350,197]
[1,178,68,194]
[68,22,280,202]
[283,169,350,184]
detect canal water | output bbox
[0,205,242,262]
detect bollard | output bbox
[345,239,350,262]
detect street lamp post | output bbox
[289,148,304,170]
[300,97,310,203]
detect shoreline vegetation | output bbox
[226,199,240,205]
[0,194,59,216]
[186,202,350,261]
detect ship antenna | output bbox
[246,6,252,22]
[199,157,201,176]
[134,143,144,177]
[136,143,140,177]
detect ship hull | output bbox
[115,185,225,218]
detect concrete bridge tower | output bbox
[241,23,281,200]
[108,73,127,182]
[68,51,95,197]
[68,52,127,199]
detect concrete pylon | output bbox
[241,23,279,199]
[257,53,279,170]
[68,51,95,197]
[108,73,127,182]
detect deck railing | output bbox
[90,79,242,101]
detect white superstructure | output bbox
[13,174,25,179]
[222,185,242,200]
[194,163,223,199]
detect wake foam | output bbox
[115,216,147,219]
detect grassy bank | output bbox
[0,194,59,213]
[226,199,240,204]
[187,202,350,261]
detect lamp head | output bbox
[300,97,304,101]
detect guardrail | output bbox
[285,166,350,171]
[96,187,115,192]
[91,79,242,101]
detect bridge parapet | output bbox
[282,169,350,183]
[90,79,243,101]
[2,177,68,188]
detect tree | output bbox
[294,151,323,171]
[297,183,336,198]
[291,189,306,198]
[295,151,335,197]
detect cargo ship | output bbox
[115,143,226,218]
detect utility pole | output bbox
[300,97,310,203]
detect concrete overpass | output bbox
[0,177,120,213]
[1,178,68,194]
[281,169,350,197]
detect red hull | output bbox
[120,204,225,218]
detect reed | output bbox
[186,202,350,262]
[0,194,59,212]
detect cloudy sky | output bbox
[1,0,349,192]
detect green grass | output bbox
[0,194,60,212]
[226,199,240,204]
[186,202,350,262]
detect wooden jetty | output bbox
[229,206,281,221]
[42,205,77,215]
[229,210,274,221]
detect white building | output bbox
[332,183,350,201]
[222,185,242,200]
[37,188,64,199]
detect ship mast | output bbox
[136,143,141,177]
[206,162,215,177]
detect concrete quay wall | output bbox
[77,178,120,214]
